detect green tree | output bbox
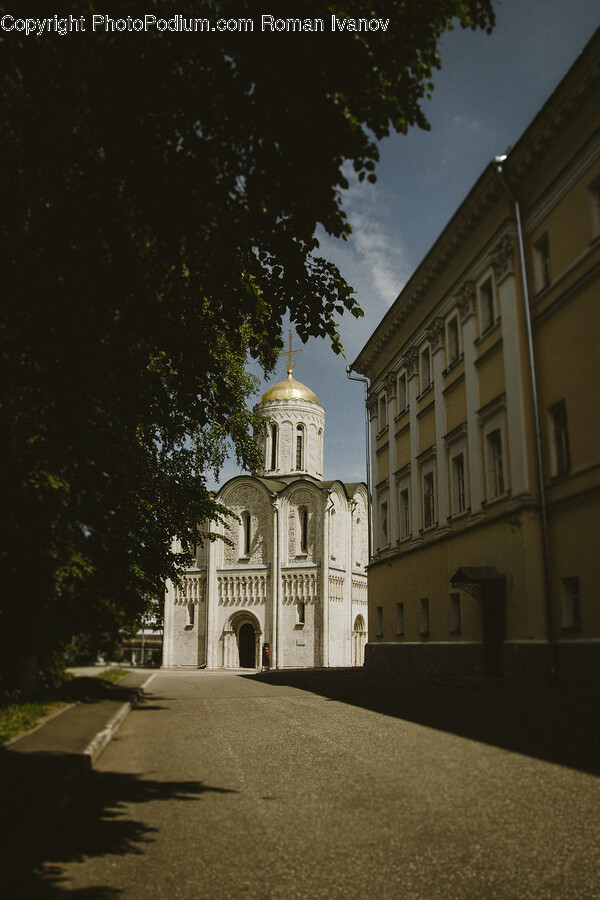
[0,0,494,689]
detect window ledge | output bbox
[475,318,502,343]
[420,524,438,534]
[417,385,433,401]
[481,491,511,509]
[443,352,464,376]
[376,425,389,439]
[449,508,470,522]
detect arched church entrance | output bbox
[353,615,367,666]
[238,623,256,668]
[223,611,261,669]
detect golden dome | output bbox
[259,372,320,405]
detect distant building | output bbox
[163,344,368,669]
[350,29,600,682]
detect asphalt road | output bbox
[32,670,600,899]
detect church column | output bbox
[321,491,332,667]
[205,523,219,668]
[270,496,281,668]
[346,499,357,666]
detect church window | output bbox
[296,424,304,470]
[297,601,306,625]
[270,423,278,471]
[299,506,308,553]
[241,511,251,556]
[188,602,195,627]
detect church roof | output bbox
[258,371,321,406]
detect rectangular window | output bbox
[533,233,552,292]
[396,602,404,636]
[399,488,410,539]
[420,347,431,392]
[380,501,389,547]
[447,315,460,365]
[452,453,466,515]
[397,373,407,414]
[450,593,461,633]
[487,429,505,498]
[420,598,430,636]
[376,606,383,637]
[297,601,306,625]
[378,394,387,431]
[423,472,435,529]
[561,577,581,630]
[270,424,278,471]
[549,399,571,476]
[479,277,495,332]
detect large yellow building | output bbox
[350,29,600,682]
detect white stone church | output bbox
[162,343,368,670]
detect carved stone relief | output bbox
[491,234,516,283]
[456,281,476,323]
[426,317,445,354]
[222,484,270,565]
[401,347,419,380]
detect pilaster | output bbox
[458,281,484,521]
[492,235,531,499]
[429,319,450,533]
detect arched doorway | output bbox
[353,615,367,666]
[238,622,256,668]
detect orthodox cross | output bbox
[280,331,302,377]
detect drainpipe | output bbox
[493,155,556,678]
[346,367,372,562]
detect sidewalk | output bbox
[0,669,155,879]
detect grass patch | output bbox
[0,700,66,744]
[93,668,130,684]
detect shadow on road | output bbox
[1,749,238,898]
[245,667,600,777]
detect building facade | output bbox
[162,358,368,670]
[351,29,600,682]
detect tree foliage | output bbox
[0,0,494,686]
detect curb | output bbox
[82,671,157,764]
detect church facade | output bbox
[162,353,368,670]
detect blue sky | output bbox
[213,0,600,489]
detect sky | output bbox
[212,0,600,489]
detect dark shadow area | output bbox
[244,668,600,776]
[1,747,238,898]
[56,676,148,706]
